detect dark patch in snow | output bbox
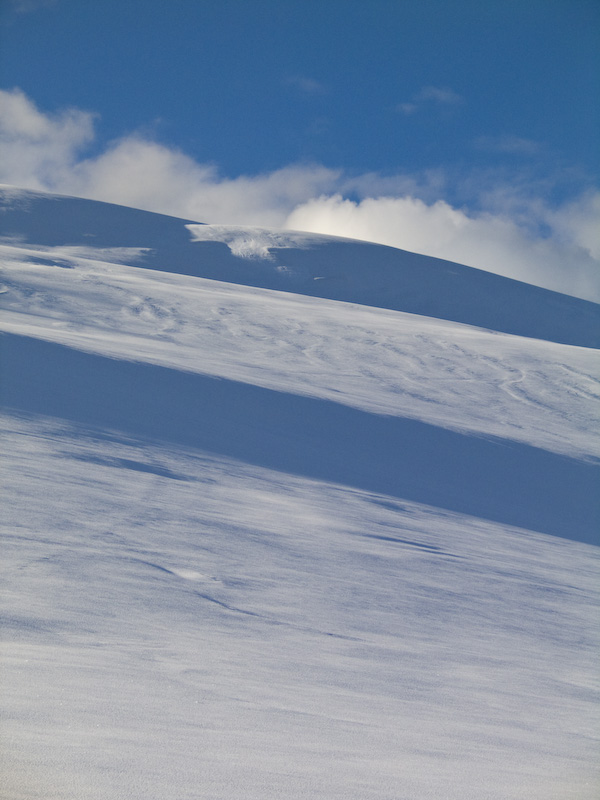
[361,533,461,557]
[135,560,178,577]
[192,592,362,641]
[27,256,73,269]
[68,453,191,481]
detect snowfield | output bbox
[1,187,599,799]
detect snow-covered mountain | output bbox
[1,186,598,800]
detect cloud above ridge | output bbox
[286,194,600,303]
[0,87,598,302]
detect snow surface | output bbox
[1,187,599,799]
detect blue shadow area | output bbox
[2,333,598,545]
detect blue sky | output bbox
[1,0,599,298]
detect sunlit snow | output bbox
[1,187,598,800]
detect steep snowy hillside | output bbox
[1,187,599,800]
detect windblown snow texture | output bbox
[1,187,598,800]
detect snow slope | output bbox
[1,187,599,799]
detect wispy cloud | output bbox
[1,88,598,302]
[419,86,464,105]
[398,85,464,115]
[475,135,542,155]
[397,102,418,115]
[284,76,328,96]
[8,0,56,13]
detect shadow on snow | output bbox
[2,333,598,545]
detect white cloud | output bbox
[0,88,598,302]
[397,102,418,115]
[419,86,464,105]
[8,0,56,13]
[545,191,600,260]
[285,194,600,301]
[0,90,339,226]
[0,88,95,190]
[398,85,464,115]
[284,76,328,96]
[68,138,339,227]
[474,135,541,155]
